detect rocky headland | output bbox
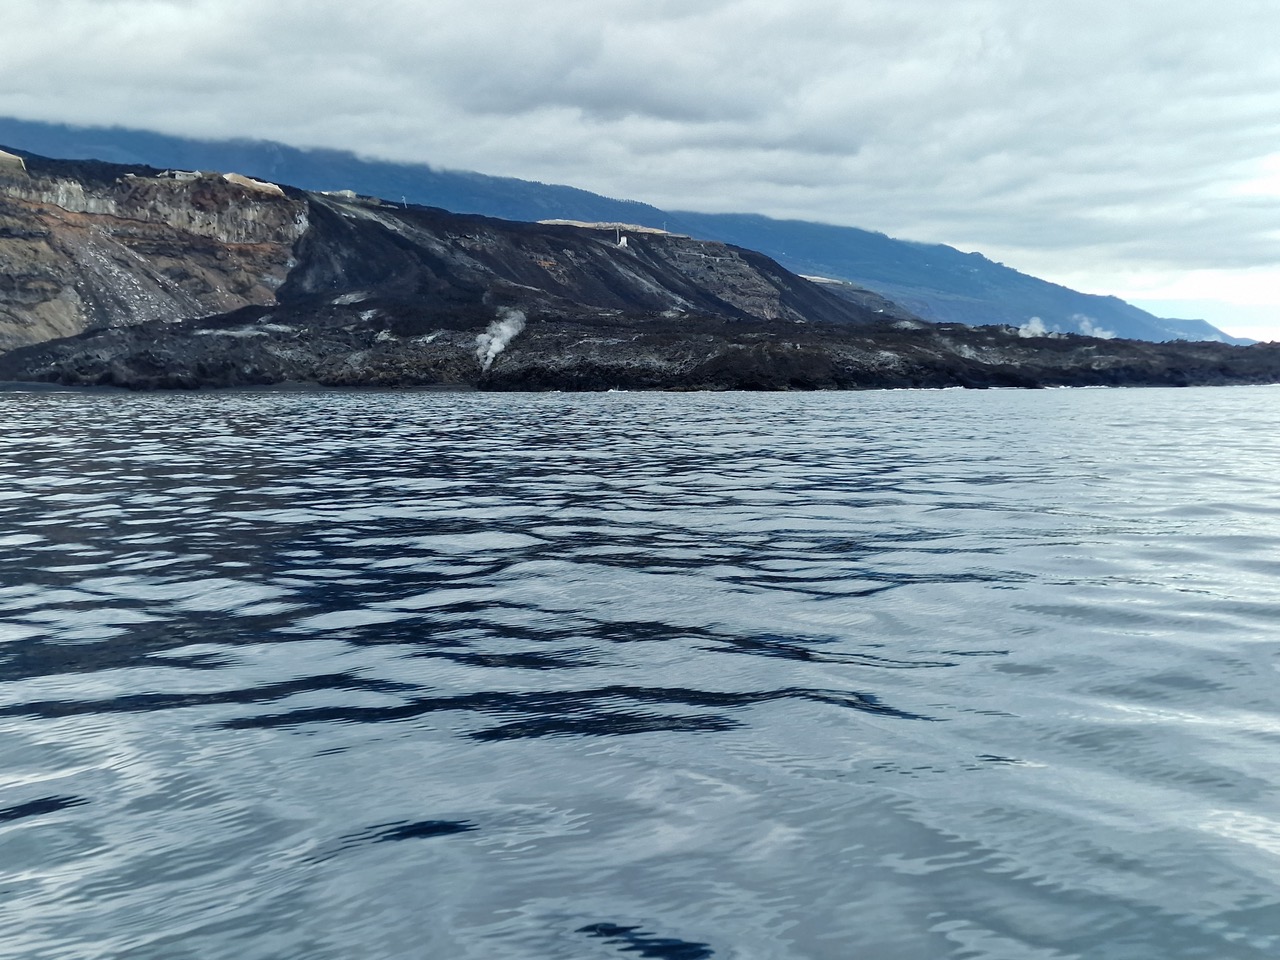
[1,147,1278,391]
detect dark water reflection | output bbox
[3,387,1280,959]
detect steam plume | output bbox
[1018,317,1049,338]
[1074,314,1116,339]
[475,308,526,371]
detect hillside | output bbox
[1,148,1277,393]
[666,213,1249,344]
[0,117,1248,345]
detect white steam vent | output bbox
[1074,314,1116,339]
[1019,317,1049,338]
[475,308,527,371]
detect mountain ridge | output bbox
[0,116,1249,345]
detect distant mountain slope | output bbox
[1157,317,1252,343]
[0,117,668,227]
[666,213,1254,345]
[0,116,1249,344]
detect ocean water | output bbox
[2,386,1279,960]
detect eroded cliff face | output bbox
[0,158,307,351]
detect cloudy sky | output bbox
[6,0,1280,338]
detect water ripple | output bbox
[3,387,1280,959]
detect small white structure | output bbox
[538,219,685,237]
[0,148,28,176]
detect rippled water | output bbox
[3,386,1280,959]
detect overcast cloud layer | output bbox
[6,0,1280,335]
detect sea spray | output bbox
[475,308,526,371]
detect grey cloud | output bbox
[6,0,1280,289]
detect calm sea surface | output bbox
[2,386,1279,960]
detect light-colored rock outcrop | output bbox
[223,172,286,197]
[0,165,308,351]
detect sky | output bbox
[5,0,1280,339]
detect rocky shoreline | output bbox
[4,299,1277,392]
